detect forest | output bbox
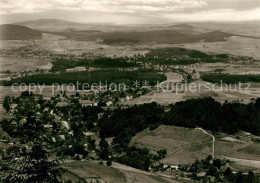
[99,97,260,145]
[146,47,212,59]
[51,57,140,72]
[202,74,260,84]
[99,102,164,145]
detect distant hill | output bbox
[2,20,255,43]
[14,19,86,31]
[14,19,117,32]
[82,30,235,45]
[195,31,233,41]
[168,23,194,29]
[15,19,82,26]
[14,19,196,32]
[0,24,42,40]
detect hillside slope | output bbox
[131,125,260,167]
[0,24,42,40]
[100,30,234,45]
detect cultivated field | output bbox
[40,35,150,57]
[0,56,52,73]
[0,40,33,49]
[134,36,260,60]
[123,72,260,106]
[175,36,260,60]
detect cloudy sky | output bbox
[1,0,260,24]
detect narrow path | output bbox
[195,127,215,159]
[118,48,128,57]
[168,140,213,156]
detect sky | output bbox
[1,0,260,24]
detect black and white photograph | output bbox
[0,0,260,182]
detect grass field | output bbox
[121,170,186,183]
[62,171,86,183]
[130,125,212,165]
[130,125,260,168]
[237,144,260,156]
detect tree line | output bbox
[99,97,260,146]
[2,69,166,88]
[202,74,260,84]
[51,57,140,72]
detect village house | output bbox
[61,121,70,130]
[10,118,17,126]
[59,135,65,141]
[66,66,86,72]
[56,101,71,107]
[106,101,113,107]
[192,72,200,79]
[89,150,97,159]
[98,113,104,120]
[126,95,133,101]
[19,118,27,126]
[43,107,50,112]
[43,124,53,129]
[83,132,95,137]
[81,99,93,107]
